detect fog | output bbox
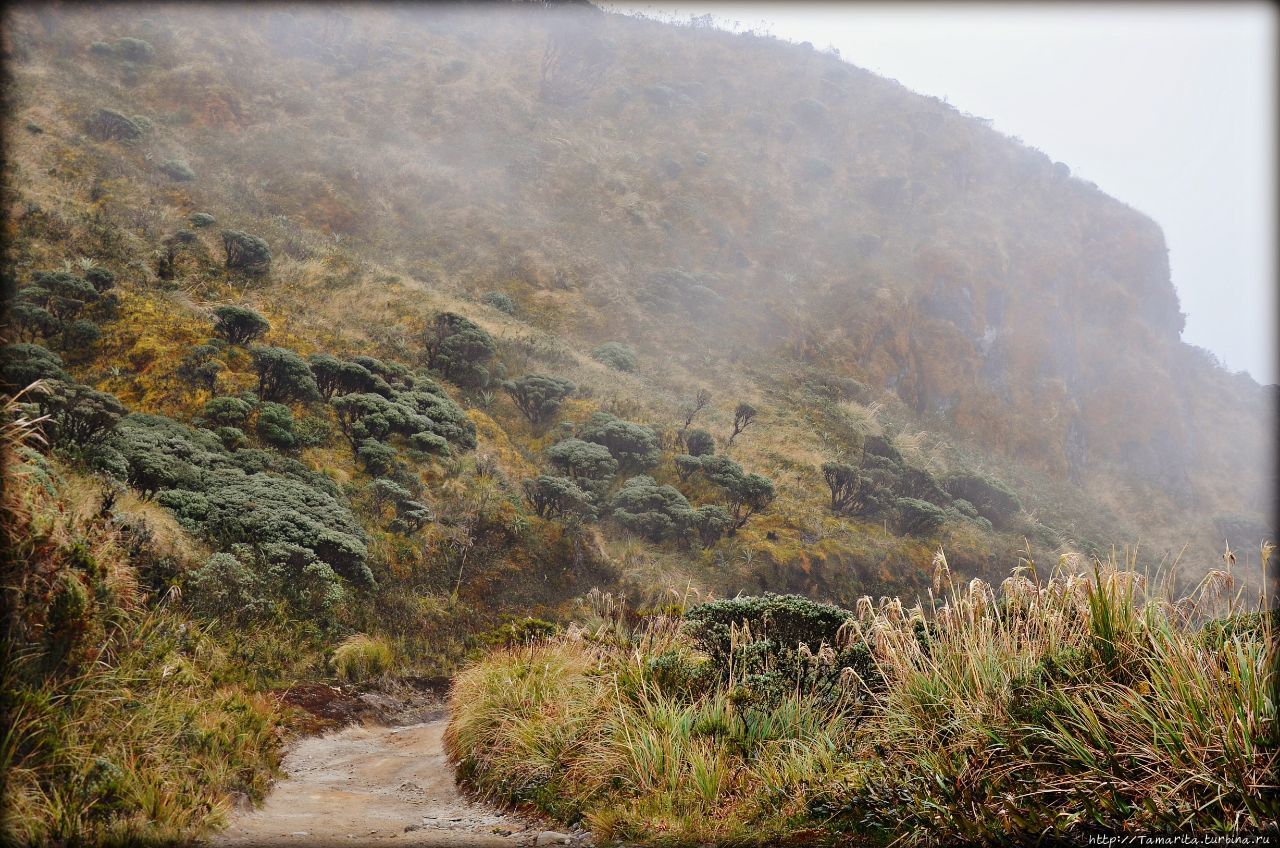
[608,2,1277,384]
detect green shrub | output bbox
[61,319,101,352]
[356,439,398,475]
[942,472,1021,528]
[609,475,691,542]
[213,426,247,451]
[523,475,596,520]
[681,454,775,534]
[211,305,269,345]
[545,438,618,482]
[176,344,225,392]
[895,497,946,536]
[331,634,395,682]
[684,428,714,457]
[1,343,68,388]
[112,37,154,63]
[220,230,271,275]
[482,291,516,314]
[199,396,253,429]
[309,354,390,399]
[249,346,319,402]
[503,374,575,426]
[189,212,216,228]
[255,402,296,449]
[85,108,144,142]
[591,341,637,372]
[579,412,660,472]
[422,312,496,388]
[33,380,126,447]
[159,159,195,181]
[684,594,878,705]
[186,553,265,620]
[83,266,116,292]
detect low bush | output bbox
[590,341,637,372]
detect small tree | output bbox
[1,344,68,389]
[545,438,618,482]
[212,305,270,345]
[256,402,297,449]
[727,401,758,446]
[86,109,144,142]
[250,346,319,403]
[579,412,661,472]
[523,475,596,521]
[503,374,575,426]
[684,428,715,457]
[943,472,1022,528]
[221,230,271,275]
[331,392,394,449]
[83,266,116,293]
[199,396,254,429]
[895,498,946,536]
[609,476,692,542]
[422,313,497,388]
[690,504,731,547]
[61,319,101,353]
[822,461,860,514]
[35,381,126,447]
[309,355,391,400]
[726,472,775,535]
[482,291,515,314]
[176,344,224,392]
[357,439,398,476]
[11,303,59,342]
[679,388,711,432]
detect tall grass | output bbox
[331,633,396,683]
[447,547,1279,845]
[1,413,288,846]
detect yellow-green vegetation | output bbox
[0,401,286,846]
[331,633,396,683]
[2,2,1276,842]
[446,550,1279,845]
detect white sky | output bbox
[605,2,1277,384]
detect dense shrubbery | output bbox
[450,554,1279,845]
[609,475,692,542]
[422,312,497,388]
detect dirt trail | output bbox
[213,710,537,848]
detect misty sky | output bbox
[606,2,1277,384]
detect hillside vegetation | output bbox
[1,2,1276,844]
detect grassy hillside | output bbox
[1,3,1276,843]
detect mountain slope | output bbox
[3,1,1273,603]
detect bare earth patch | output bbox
[213,714,537,848]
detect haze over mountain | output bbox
[3,4,1277,845]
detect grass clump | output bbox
[331,634,396,683]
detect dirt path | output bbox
[213,712,541,848]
